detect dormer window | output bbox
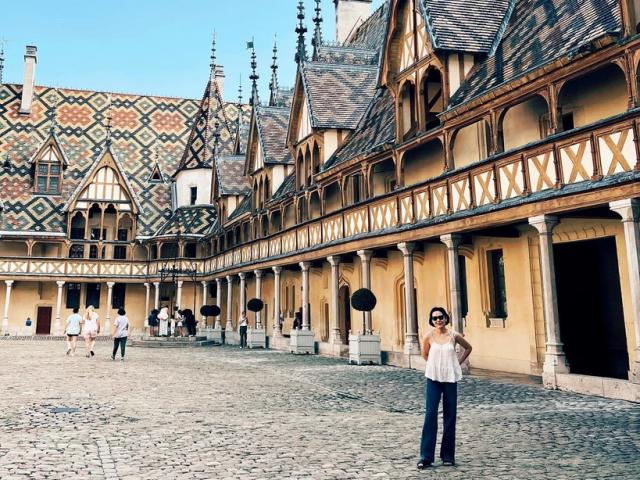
[148,163,164,183]
[35,146,62,194]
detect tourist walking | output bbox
[82,305,100,358]
[239,310,248,348]
[158,306,169,336]
[417,307,472,469]
[111,308,129,361]
[64,307,82,356]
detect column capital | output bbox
[528,215,559,235]
[299,261,311,271]
[176,280,184,287]
[357,249,373,262]
[153,281,160,287]
[610,198,640,222]
[144,282,150,288]
[254,269,263,279]
[238,272,246,280]
[4,280,14,287]
[201,280,209,287]
[272,266,282,275]
[397,242,416,256]
[226,275,233,283]
[440,234,463,249]
[216,277,223,286]
[106,282,115,288]
[56,280,66,287]
[327,255,341,267]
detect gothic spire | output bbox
[249,42,259,107]
[210,31,217,79]
[237,75,244,130]
[0,42,5,85]
[295,0,307,65]
[269,37,279,107]
[312,0,323,59]
[105,94,113,146]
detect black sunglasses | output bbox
[431,315,445,321]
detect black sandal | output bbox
[417,459,431,470]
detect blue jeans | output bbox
[419,378,457,463]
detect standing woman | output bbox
[111,308,129,361]
[418,307,472,469]
[82,305,100,358]
[157,306,169,337]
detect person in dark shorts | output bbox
[64,308,82,356]
[111,308,129,361]
[148,309,159,337]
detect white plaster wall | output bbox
[175,168,213,207]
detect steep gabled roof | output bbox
[450,0,623,108]
[227,194,252,222]
[421,0,513,54]
[269,171,296,203]
[154,205,218,237]
[256,106,292,165]
[345,1,390,51]
[315,45,379,66]
[28,133,70,166]
[215,155,251,196]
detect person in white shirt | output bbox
[157,306,169,337]
[82,305,100,358]
[238,311,248,348]
[417,307,472,470]
[111,308,129,361]
[64,308,82,356]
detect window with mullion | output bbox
[35,161,61,194]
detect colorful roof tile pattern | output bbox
[215,155,251,196]
[0,84,238,236]
[255,105,293,165]
[155,205,218,237]
[450,0,622,107]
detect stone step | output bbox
[129,339,219,348]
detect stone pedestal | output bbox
[225,330,240,346]
[247,328,266,349]
[289,329,315,354]
[349,334,381,365]
[208,327,224,344]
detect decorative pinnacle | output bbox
[49,89,59,135]
[295,0,307,64]
[105,94,113,146]
[0,41,5,84]
[238,75,243,105]
[312,0,323,53]
[249,41,259,107]
[269,37,279,107]
[212,120,221,159]
[210,31,217,76]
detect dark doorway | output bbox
[36,306,52,335]
[554,237,629,380]
[338,285,351,345]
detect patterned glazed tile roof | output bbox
[301,62,378,130]
[270,171,296,203]
[315,45,379,66]
[0,84,218,236]
[323,87,396,171]
[256,105,292,165]
[450,0,623,107]
[155,205,218,237]
[273,88,294,109]
[345,1,390,51]
[215,155,251,196]
[421,0,513,54]
[227,194,252,222]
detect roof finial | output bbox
[212,120,221,159]
[237,75,244,131]
[238,74,243,106]
[269,36,280,107]
[49,89,59,135]
[0,41,5,85]
[248,40,259,107]
[210,31,217,78]
[295,0,307,65]
[312,0,323,59]
[105,94,113,146]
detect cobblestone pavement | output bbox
[0,341,639,480]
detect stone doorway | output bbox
[35,306,52,335]
[554,237,629,380]
[338,285,351,345]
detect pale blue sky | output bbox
[0,0,384,101]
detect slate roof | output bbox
[256,106,293,165]
[345,1,390,51]
[450,0,623,107]
[315,45,379,66]
[422,0,513,54]
[215,155,251,195]
[155,205,218,237]
[301,62,378,130]
[323,87,396,171]
[269,171,296,203]
[227,194,252,222]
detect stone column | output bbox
[153,282,160,310]
[529,215,569,382]
[238,273,246,314]
[201,281,209,325]
[226,275,233,330]
[610,199,640,382]
[398,242,420,354]
[106,282,115,330]
[53,281,65,335]
[300,262,311,330]
[327,256,342,343]
[144,283,151,327]
[441,234,464,334]
[176,280,184,309]
[254,270,263,328]
[272,267,282,334]
[215,278,223,329]
[357,250,373,334]
[2,280,13,334]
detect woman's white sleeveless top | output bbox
[425,330,463,383]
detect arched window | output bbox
[399,81,418,140]
[421,68,443,131]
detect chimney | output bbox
[20,45,37,115]
[215,65,225,100]
[334,0,372,44]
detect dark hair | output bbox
[151,309,159,315]
[428,307,450,327]
[117,308,126,316]
[73,308,79,314]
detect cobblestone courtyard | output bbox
[0,341,639,479]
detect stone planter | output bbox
[289,329,315,354]
[349,333,381,365]
[225,330,240,346]
[247,328,266,349]
[208,327,224,344]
